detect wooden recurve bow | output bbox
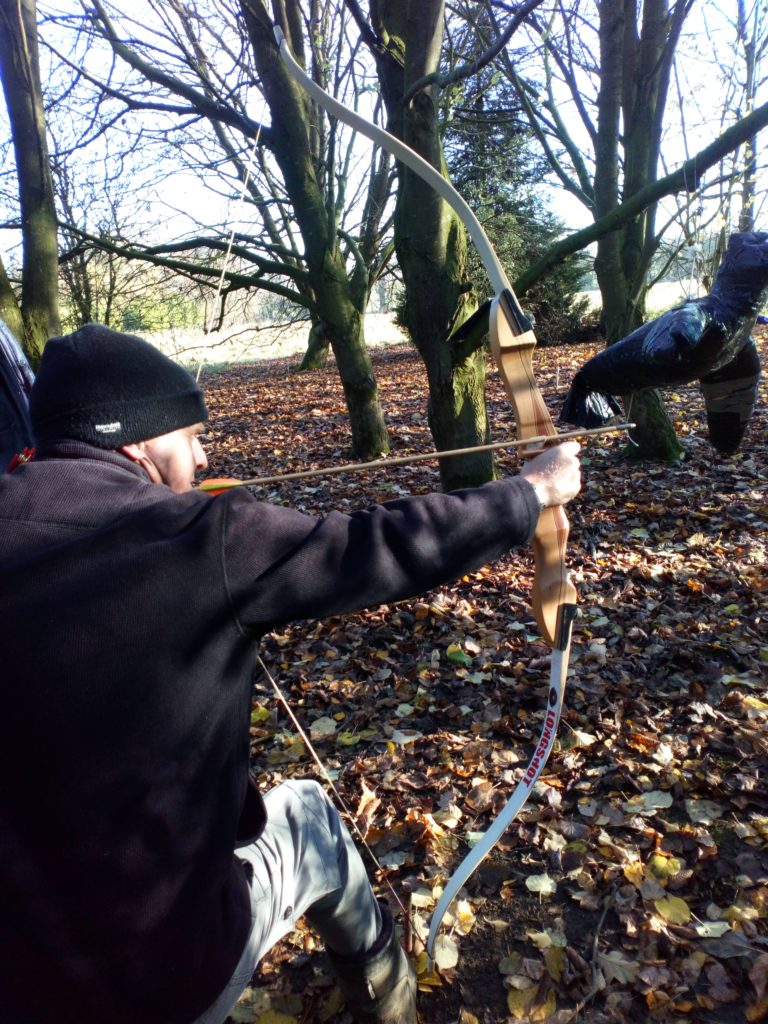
[273,26,578,962]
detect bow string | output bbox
[273,24,578,963]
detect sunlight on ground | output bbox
[148,281,714,370]
[149,312,410,368]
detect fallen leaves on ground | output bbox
[204,329,768,1024]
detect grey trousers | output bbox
[191,780,382,1024]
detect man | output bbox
[0,325,581,1024]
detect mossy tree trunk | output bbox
[299,319,330,370]
[367,0,494,491]
[242,1,390,459]
[0,260,25,343]
[0,0,60,366]
[621,388,684,461]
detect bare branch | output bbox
[402,0,545,105]
[513,98,768,294]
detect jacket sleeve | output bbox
[220,476,542,634]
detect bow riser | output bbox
[489,293,577,648]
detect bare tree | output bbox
[35,0,395,457]
[455,0,768,459]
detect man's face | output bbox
[138,423,209,493]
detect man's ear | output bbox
[119,442,146,464]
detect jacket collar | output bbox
[34,440,149,482]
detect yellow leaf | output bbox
[645,991,673,1016]
[250,704,271,724]
[623,861,645,888]
[743,697,768,716]
[336,731,361,746]
[416,969,442,989]
[527,929,567,951]
[254,1013,297,1024]
[455,899,477,935]
[545,946,564,982]
[507,989,535,1019]
[414,950,431,977]
[654,895,692,924]
[647,853,682,882]
[724,903,759,922]
[531,990,557,1021]
[507,989,556,1021]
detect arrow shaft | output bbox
[201,422,632,490]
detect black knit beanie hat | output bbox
[30,324,208,447]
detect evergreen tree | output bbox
[443,85,592,345]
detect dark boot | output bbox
[325,902,416,1024]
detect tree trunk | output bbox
[373,0,492,491]
[329,313,390,457]
[425,347,493,488]
[623,389,683,461]
[0,258,24,341]
[0,0,60,367]
[240,0,389,459]
[312,268,389,458]
[592,0,688,460]
[593,0,627,342]
[737,0,758,233]
[299,319,330,370]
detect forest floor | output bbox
[200,327,768,1024]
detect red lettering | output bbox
[522,710,561,788]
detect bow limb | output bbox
[273,27,510,296]
[425,649,570,959]
[274,24,577,960]
[426,296,577,962]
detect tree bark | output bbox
[737,0,759,233]
[0,0,60,366]
[592,0,689,345]
[299,319,331,370]
[623,388,684,462]
[0,258,25,341]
